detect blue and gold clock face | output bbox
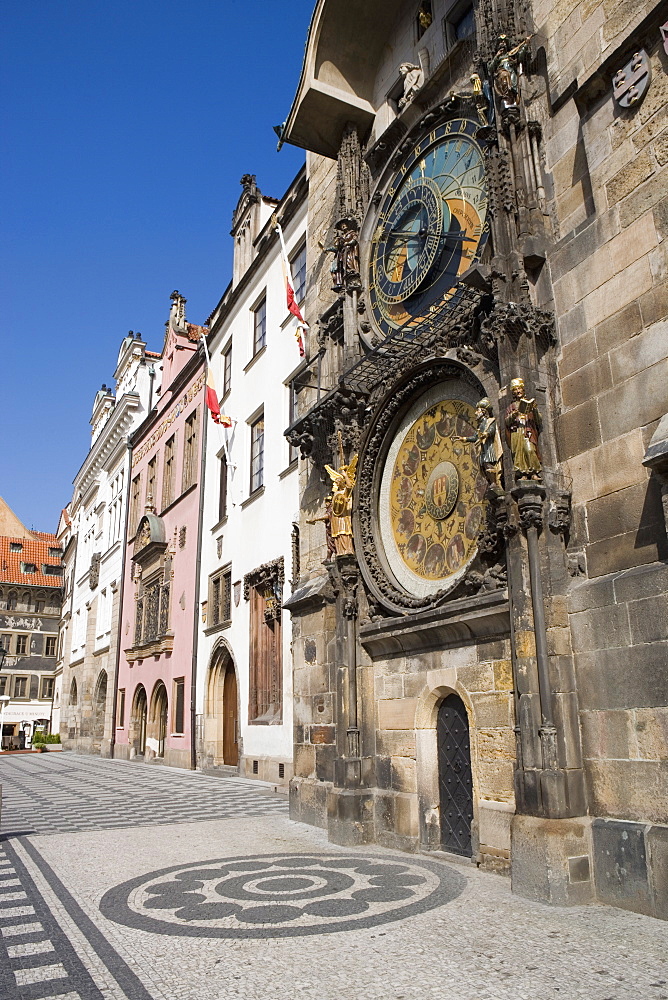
[369,118,489,338]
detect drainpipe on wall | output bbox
[190,380,208,771]
[109,437,134,759]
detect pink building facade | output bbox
[114,293,207,769]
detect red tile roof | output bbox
[0,532,63,589]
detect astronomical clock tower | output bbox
[283,0,668,915]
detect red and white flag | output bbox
[205,365,232,427]
[275,220,308,358]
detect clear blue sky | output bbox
[2,0,313,533]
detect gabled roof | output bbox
[0,498,62,588]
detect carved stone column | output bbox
[326,554,374,845]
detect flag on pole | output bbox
[205,363,232,427]
[275,218,308,358]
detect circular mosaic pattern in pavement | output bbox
[100,853,465,938]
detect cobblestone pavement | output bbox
[0,754,666,1000]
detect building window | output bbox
[7,592,17,611]
[222,343,232,396]
[0,634,9,652]
[250,414,264,494]
[10,542,23,552]
[21,563,36,574]
[162,434,176,510]
[35,596,45,613]
[16,635,28,655]
[417,0,433,38]
[43,565,63,576]
[70,678,78,706]
[218,454,228,522]
[0,676,6,696]
[49,547,61,559]
[41,677,55,700]
[45,636,57,657]
[182,409,199,492]
[173,677,185,734]
[444,0,475,50]
[14,676,27,698]
[129,474,142,537]
[248,581,282,724]
[290,243,307,305]
[253,297,267,355]
[117,688,125,728]
[147,455,158,507]
[209,566,232,628]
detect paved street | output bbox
[0,755,665,1000]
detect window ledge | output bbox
[279,460,298,480]
[204,619,232,636]
[210,515,228,533]
[241,487,265,510]
[244,345,267,373]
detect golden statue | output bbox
[454,397,503,489]
[504,378,543,480]
[309,435,358,556]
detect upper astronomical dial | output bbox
[374,177,444,305]
[369,118,489,338]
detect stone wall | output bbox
[536,0,668,914]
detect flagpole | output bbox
[201,333,233,474]
[274,218,308,359]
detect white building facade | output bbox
[196,170,307,785]
[57,333,160,756]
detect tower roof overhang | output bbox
[283,0,403,159]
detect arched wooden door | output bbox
[154,684,168,758]
[133,686,147,756]
[437,693,474,857]
[223,665,238,765]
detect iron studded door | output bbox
[437,694,473,856]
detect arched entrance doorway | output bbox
[151,682,168,758]
[92,670,107,746]
[437,693,474,857]
[205,645,239,767]
[131,685,147,756]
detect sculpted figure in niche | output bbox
[398,62,424,109]
[454,398,504,489]
[505,378,542,480]
[489,34,531,106]
[309,449,358,556]
[323,220,360,292]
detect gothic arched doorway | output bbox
[205,646,238,767]
[131,685,147,756]
[437,693,474,857]
[92,670,107,746]
[150,682,168,758]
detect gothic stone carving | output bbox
[244,558,285,622]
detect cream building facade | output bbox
[196,171,307,785]
[58,334,159,756]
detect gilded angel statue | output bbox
[308,439,358,556]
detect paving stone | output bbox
[0,754,665,1000]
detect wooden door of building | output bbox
[223,665,238,766]
[437,693,474,857]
